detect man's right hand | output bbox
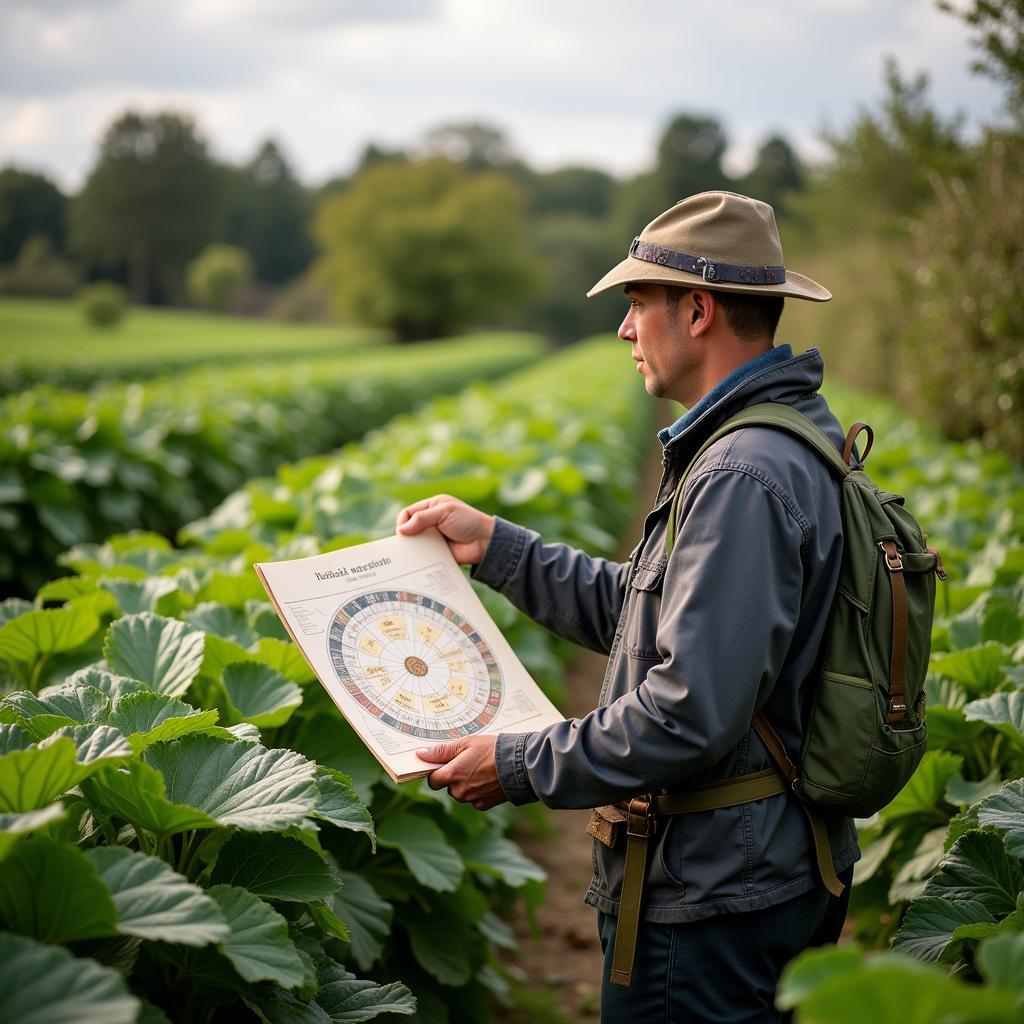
[396,494,495,566]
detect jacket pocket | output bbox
[623,557,665,660]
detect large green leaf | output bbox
[45,723,133,765]
[375,810,463,892]
[0,834,118,942]
[86,845,229,945]
[85,759,218,835]
[965,691,1024,746]
[400,903,473,986]
[0,723,30,755]
[314,960,416,1021]
[0,932,140,1024]
[222,662,303,728]
[0,735,115,812]
[777,943,1020,1023]
[255,637,316,685]
[332,871,393,972]
[879,750,962,821]
[892,895,995,962]
[887,828,948,904]
[106,690,221,751]
[977,779,1024,858]
[455,829,546,887]
[187,602,258,647]
[209,832,341,902]
[931,642,1014,697]
[0,686,110,739]
[0,803,66,861]
[0,606,100,668]
[312,767,375,848]
[977,932,1024,991]
[66,665,148,702]
[103,613,205,697]
[143,735,319,831]
[923,830,1024,914]
[100,577,180,616]
[207,884,306,988]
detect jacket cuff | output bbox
[470,516,527,591]
[495,731,538,806]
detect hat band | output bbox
[629,238,786,286]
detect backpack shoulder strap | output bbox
[665,402,850,556]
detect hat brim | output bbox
[586,255,831,302]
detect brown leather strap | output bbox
[752,713,845,899]
[843,422,874,467]
[881,540,910,726]
[610,796,655,987]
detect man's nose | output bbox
[618,311,635,342]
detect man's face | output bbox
[617,283,696,402]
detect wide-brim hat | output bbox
[587,190,830,302]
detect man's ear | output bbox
[690,289,715,337]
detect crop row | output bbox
[0,338,653,1024]
[0,298,388,393]
[781,384,1024,1020]
[1,333,543,597]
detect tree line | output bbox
[0,107,801,341]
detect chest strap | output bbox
[606,713,845,988]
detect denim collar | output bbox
[658,344,793,446]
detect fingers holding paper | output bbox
[416,735,507,811]
[396,494,495,566]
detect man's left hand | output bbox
[416,736,507,811]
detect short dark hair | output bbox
[664,285,784,343]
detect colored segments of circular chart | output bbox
[326,589,504,741]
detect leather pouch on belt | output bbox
[586,804,627,848]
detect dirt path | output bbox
[499,404,672,1022]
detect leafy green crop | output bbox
[0,333,543,596]
[0,337,653,1023]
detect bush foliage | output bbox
[77,281,129,328]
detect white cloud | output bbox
[0,0,1005,192]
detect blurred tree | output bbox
[220,139,314,283]
[939,0,1024,121]
[793,59,967,242]
[186,244,254,311]
[70,111,221,304]
[314,157,537,341]
[612,112,733,239]
[420,121,517,172]
[0,235,80,297]
[656,113,731,200]
[0,168,68,264]
[525,213,623,344]
[528,166,617,219]
[739,134,804,213]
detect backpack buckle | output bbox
[880,540,903,573]
[626,795,656,839]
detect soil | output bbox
[498,403,673,1023]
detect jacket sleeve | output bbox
[470,516,630,655]
[495,465,809,807]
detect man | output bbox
[397,191,858,1022]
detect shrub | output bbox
[76,281,128,328]
[0,235,80,298]
[186,244,253,312]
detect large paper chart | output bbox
[255,529,564,782]
[326,589,503,741]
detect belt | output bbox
[589,713,846,988]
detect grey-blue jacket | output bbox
[474,346,860,923]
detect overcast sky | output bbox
[0,0,1007,192]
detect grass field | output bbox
[0,297,387,390]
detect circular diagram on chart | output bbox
[326,589,504,741]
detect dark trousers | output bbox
[597,869,852,1024]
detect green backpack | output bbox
[666,401,947,819]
